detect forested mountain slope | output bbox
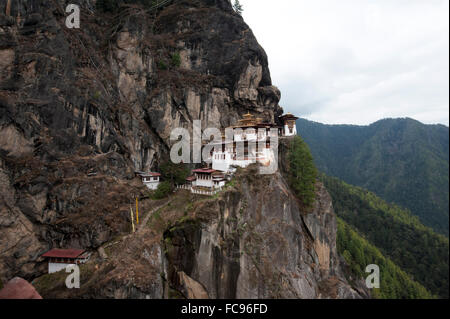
[322,174,449,298]
[336,218,432,299]
[297,118,449,236]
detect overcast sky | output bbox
[240,0,449,126]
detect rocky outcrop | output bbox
[0,0,283,282]
[163,167,363,299]
[0,277,43,299]
[0,166,46,281]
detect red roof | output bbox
[41,248,85,259]
[192,168,217,174]
[186,176,197,181]
[149,172,161,176]
[141,172,161,177]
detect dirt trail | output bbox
[137,198,172,233]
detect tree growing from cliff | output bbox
[233,0,244,15]
[152,181,172,199]
[171,52,182,68]
[288,136,317,209]
[160,161,189,186]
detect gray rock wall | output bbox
[163,168,363,299]
[0,0,283,281]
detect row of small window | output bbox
[214,154,227,160]
[49,258,83,263]
[144,177,159,182]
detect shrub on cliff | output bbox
[160,161,189,186]
[152,181,172,199]
[171,52,181,68]
[288,136,317,208]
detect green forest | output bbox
[297,118,449,236]
[337,218,432,299]
[287,136,318,209]
[322,174,449,298]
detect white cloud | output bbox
[240,0,449,125]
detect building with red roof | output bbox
[41,248,90,274]
[189,168,227,192]
[137,172,161,190]
[279,113,299,136]
[177,112,299,195]
[209,112,297,173]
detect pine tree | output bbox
[160,161,189,186]
[288,136,317,208]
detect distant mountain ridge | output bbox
[297,118,449,235]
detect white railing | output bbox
[176,184,192,190]
[191,188,219,196]
[177,185,224,196]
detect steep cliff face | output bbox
[0,0,282,281]
[33,165,365,299]
[1,1,366,299]
[163,166,364,299]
